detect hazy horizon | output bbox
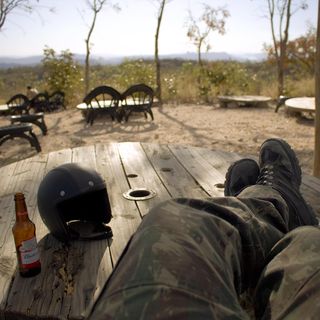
[0,0,317,58]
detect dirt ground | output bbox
[0,102,316,175]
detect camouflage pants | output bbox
[88,185,320,319]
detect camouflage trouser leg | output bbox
[88,186,320,319]
[254,226,320,319]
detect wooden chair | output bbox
[48,90,66,111]
[0,123,41,152]
[6,94,30,115]
[10,113,48,135]
[121,84,154,122]
[83,86,122,126]
[275,95,290,113]
[29,93,49,113]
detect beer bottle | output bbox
[12,192,41,277]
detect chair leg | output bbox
[35,119,48,135]
[86,110,94,126]
[125,110,131,122]
[275,102,282,113]
[0,131,41,152]
[28,130,42,152]
[148,109,154,121]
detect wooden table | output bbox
[0,104,9,112]
[0,142,319,319]
[76,101,117,110]
[0,104,24,115]
[218,95,272,108]
[285,97,315,114]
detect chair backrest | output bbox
[6,94,30,115]
[30,93,49,112]
[83,86,121,108]
[122,84,154,106]
[48,91,65,110]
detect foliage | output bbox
[112,60,156,91]
[186,4,229,65]
[0,66,42,103]
[177,61,256,103]
[263,0,308,96]
[0,57,315,105]
[42,47,82,106]
[0,0,39,30]
[265,25,316,77]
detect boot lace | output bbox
[257,164,292,186]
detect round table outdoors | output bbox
[0,104,9,112]
[218,95,272,108]
[0,142,319,319]
[284,97,315,113]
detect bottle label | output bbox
[17,211,28,216]
[19,237,40,267]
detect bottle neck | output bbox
[15,193,30,222]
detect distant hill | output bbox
[0,51,266,68]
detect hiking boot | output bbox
[224,158,260,196]
[257,138,318,227]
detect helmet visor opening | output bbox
[56,189,111,224]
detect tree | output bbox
[286,26,316,75]
[0,0,40,30]
[314,0,320,177]
[154,0,168,104]
[265,25,316,76]
[42,47,82,106]
[265,0,307,96]
[84,0,119,95]
[186,4,229,66]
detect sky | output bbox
[0,0,318,58]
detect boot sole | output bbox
[260,138,302,186]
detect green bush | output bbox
[0,53,315,105]
[42,47,82,106]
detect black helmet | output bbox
[37,163,112,242]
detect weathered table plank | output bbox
[301,175,320,216]
[142,143,208,199]
[65,145,113,320]
[95,143,141,266]
[3,154,49,320]
[118,142,171,216]
[168,145,226,197]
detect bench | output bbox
[10,113,48,135]
[0,123,41,152]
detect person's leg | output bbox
[88,195,286,320]
[254,226,320,319]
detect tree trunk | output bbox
[314,0,320,177]
[277,41,286,96]
[84,10,98,96]
[268,0,292,97]
[197,42,202,67]
[85,40,90,96]
[155,0,166,105]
